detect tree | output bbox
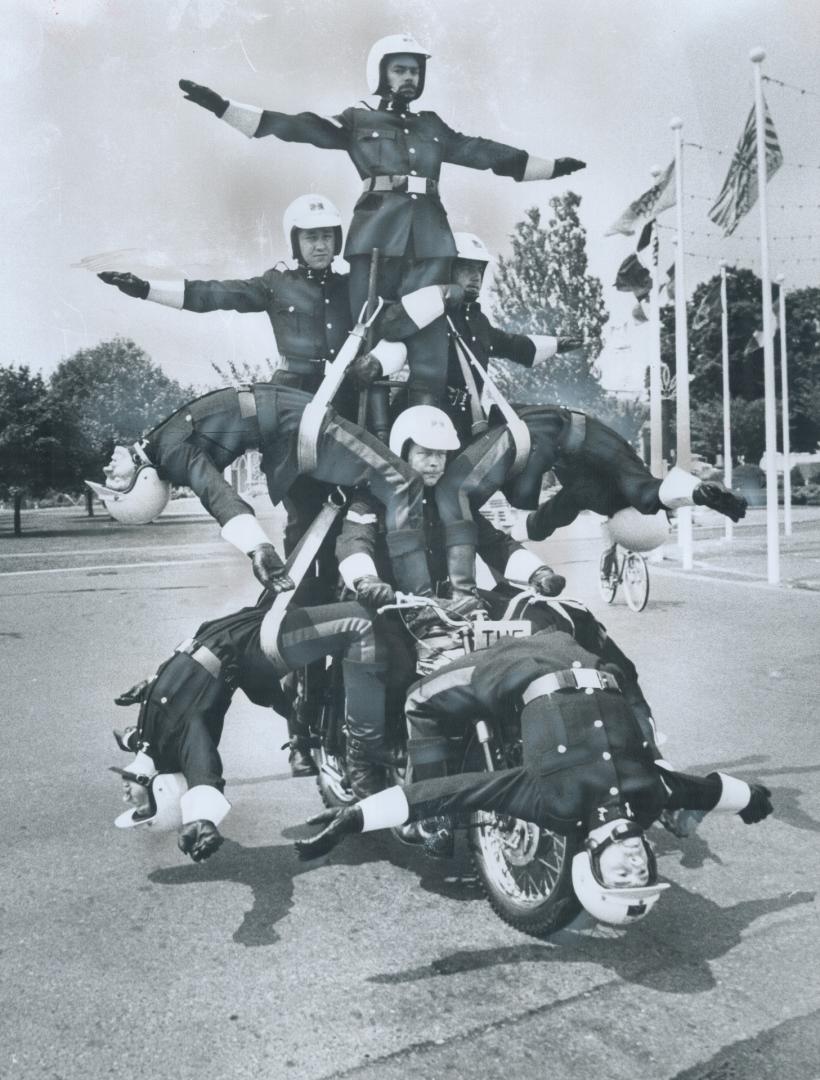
[490,195,610,414]
[0,366,80,534]
[689,396,767,465]
[676,271,820,460]
[48,338,195,477]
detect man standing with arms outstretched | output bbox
[177,33,584,408]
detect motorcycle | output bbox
[304,592,582,938]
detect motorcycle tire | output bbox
[469,813,582,937]
[314,745,357,810]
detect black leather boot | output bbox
[693,480,748,522]
[346,736,386,799]
[288,740,319,778]
[295,804,365,860]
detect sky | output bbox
[2,0,819,397]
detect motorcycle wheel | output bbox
[622,552,650,612]
[598,550,618,605]
[314,745,357,809]
[469,812,581,937]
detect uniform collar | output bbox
[299,266,333,284]
[379,95,413,116]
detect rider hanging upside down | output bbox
[434,404,748,598]
[295,630,773,928]
[85,383,445,605]
[113,597,387,862]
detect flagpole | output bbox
[720,261,733,541]
[670,117,693,569]
[776,272,792,536]
[648,202,663,478]
[750,47,780,583]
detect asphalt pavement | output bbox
[2,498,818,1080]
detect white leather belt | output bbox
[522,668,620,705]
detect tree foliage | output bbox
[0,366,79,500]
[665,268,820,461]
[48,337,195,476]
[490,194,611,415]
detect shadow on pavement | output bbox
[367,886,815,993]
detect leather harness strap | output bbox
[446,316,531,478]
[174,638,223,679]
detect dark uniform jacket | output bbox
[447,300,536,381]
[136,602,285,791]
[502,406,656,514]
[254,99,530,258]
[405,631,726,833]
[141,383,315,524]
[336,489,523,593]
[182,266,352,368]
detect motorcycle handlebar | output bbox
[376,593,472,628]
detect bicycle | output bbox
[598,544,650,612]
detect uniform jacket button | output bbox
[609,786,619,795]
[557,744,566,754]
[594,719,603,728]
[602,751,611,761]
[572,660,582,668]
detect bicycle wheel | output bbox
[598,549,618,604]
[622,551,650,612]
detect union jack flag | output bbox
[708,99,783,235]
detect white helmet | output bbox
[605,508,669,553]
[367,33,431,96]
[115,749,189,831]
[85,447,170,525]
[282,194,343,260]
[571,821,670,926]
[453,231,493,264]
[389,406,460,458]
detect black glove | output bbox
[98,271,149,300]
[528,566,566,597]
[294,804,364,861]
[354,574,396,609]
[556,336,584,353]
[523,504,553,542]
[250,543,295,594]
[114,679,151,707]
[693,481,748,523]
[739,783,773,825]
[552,157,586,178]
[179,79,229,118]
[178,819,223,862]
[349,352,383,386]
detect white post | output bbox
[671,118,693,569]
[777,273,792,535]
[720,262,733,541]
[750,48,780,583]
[648,206,663,478]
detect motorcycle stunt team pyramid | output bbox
[94,34,770,929]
